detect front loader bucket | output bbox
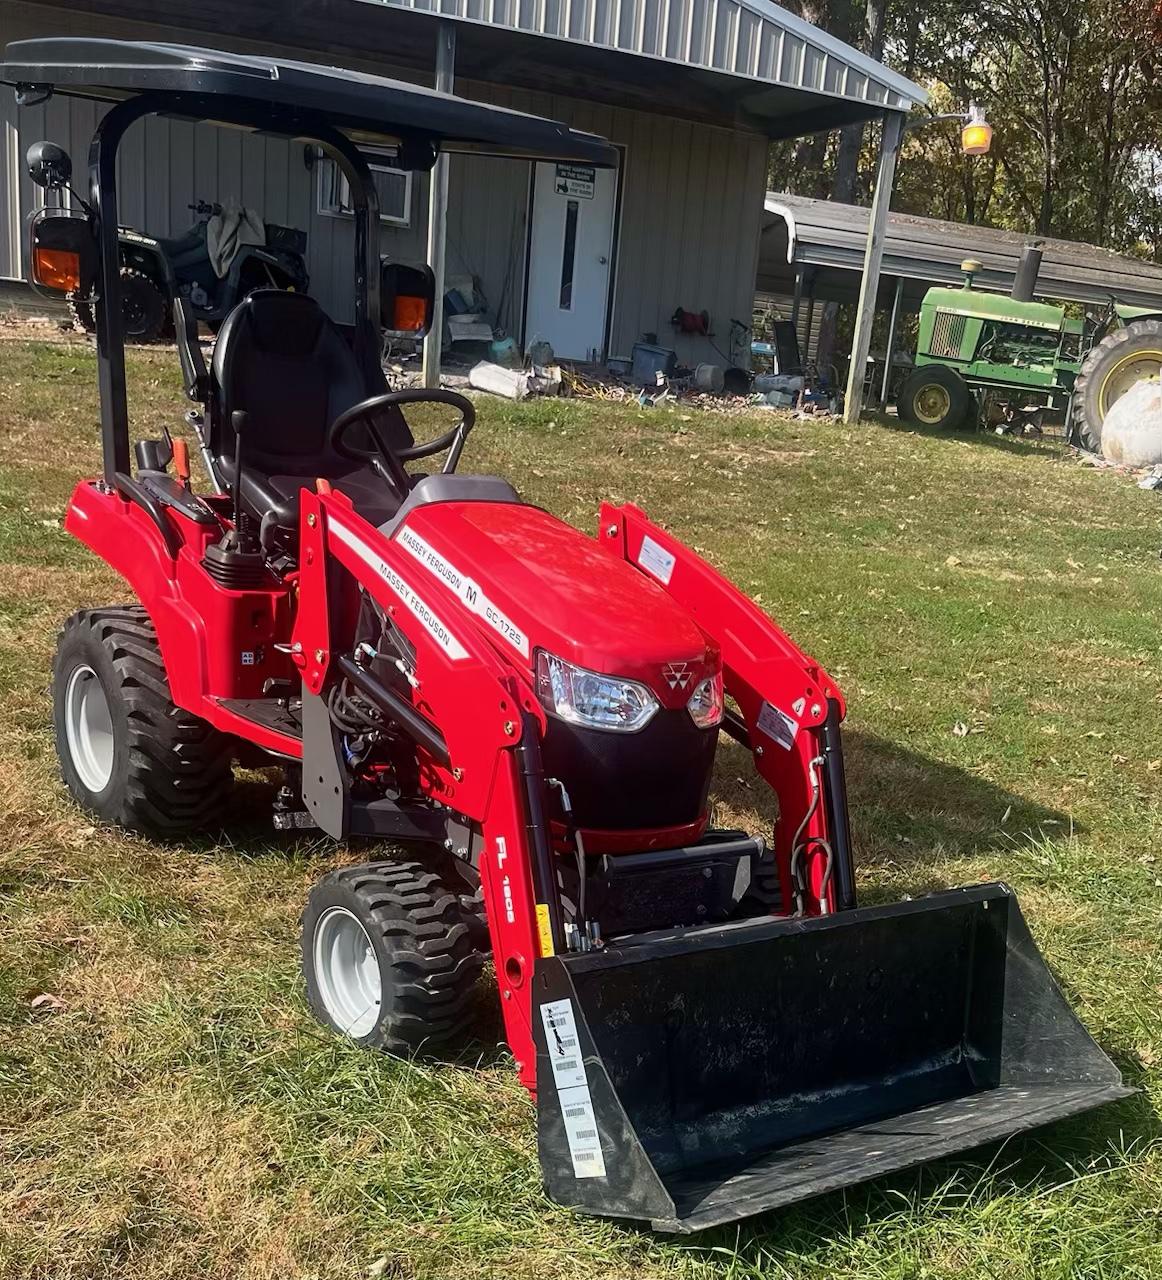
[534,883,1130,1233]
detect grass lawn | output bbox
[1,332,1160,1280]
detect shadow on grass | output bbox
[871,411,1070,460]
[716,728,1070,888]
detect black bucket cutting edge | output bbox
[533,882,1132,1233]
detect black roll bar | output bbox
[88,92,386,486]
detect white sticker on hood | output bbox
[329,520,468,660]
[637,534,676,586]
[396,526,530,659]
[540,998,607,1178]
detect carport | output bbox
[757,191,1162,406]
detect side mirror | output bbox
[27,209,97,300]
[381,260,436,338]
[26,141,72,191]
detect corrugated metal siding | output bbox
[365,0,924,109]
[465,77,768,362]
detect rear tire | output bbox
[52,607,233,835]
[302,859,485,1055]
[1071,319,1162,453]
[898,365,973,430]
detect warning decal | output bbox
[757,700,799,751]
[637,534,676,586]
[540,999,607,1178]
[396,526,530,659]
[329,521,468,660]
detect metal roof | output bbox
[357,0,927,135]
[0,37,619,164]
[759,191,1162,311]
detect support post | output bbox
[878,275,904,410]
[422,20,456,389]
[843,111,904,424]
[790,265,803,326]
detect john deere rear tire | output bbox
[1071,319,1162,454]
[52,606,233,835]
[898,365,973,431]
[302,860,485,1055]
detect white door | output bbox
[525,161,617,361]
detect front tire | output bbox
[52,607,233,835]
[1072,319,1162,453]
[68,266,168,343]
[898,365,973,430]
[302,859,485,1055]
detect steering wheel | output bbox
[328,389,476,502]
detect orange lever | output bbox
[316,478,333,496]
[172,438,191,487]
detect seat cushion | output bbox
[219,459,402,531]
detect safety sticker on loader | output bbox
[637,534,676,586]
[757,700,799,751]
[540,999,606,1178]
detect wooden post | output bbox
[878,276,904,410]
[422,20,456,389]
[843,111,904,424]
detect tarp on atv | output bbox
[534,882,1130,1232]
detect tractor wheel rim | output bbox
[313,906,381,1039]
[914,383,951,424]
[64,663,115,794]
[1099,350,1162,415]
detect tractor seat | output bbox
[211,290,409,532]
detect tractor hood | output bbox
[923,286,1065,331]
[391,501,717,703]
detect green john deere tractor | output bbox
[897,248,1162,450]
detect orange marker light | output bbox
[961,121,993,156]
[33,246,81,292]
[393,294,428,332]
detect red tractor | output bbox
[6,37,1129,1233]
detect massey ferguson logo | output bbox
[662,661,693,691]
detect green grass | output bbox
[0,331,1160,1279]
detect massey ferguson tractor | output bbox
[4,38,1129,1233]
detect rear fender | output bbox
[64,480,297,752]
[117,232,172,288]
[600,502,845,913]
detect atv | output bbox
[4,35,1130,1234]
[68,196,309,342]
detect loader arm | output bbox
[292,486,559,1087]
[599,502,852,914]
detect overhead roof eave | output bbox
[357,0,927,135]
[760,192,1162,311]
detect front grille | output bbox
[929,310,967,359]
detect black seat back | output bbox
[210,289,409,483]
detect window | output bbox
[317,156,412,227]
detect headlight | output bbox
[535,650,659,733]
[686,672,724,728]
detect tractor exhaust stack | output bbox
[1012,245,1043,302]
[535,883,1130,1233]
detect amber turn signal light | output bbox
[33,246,82,292]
